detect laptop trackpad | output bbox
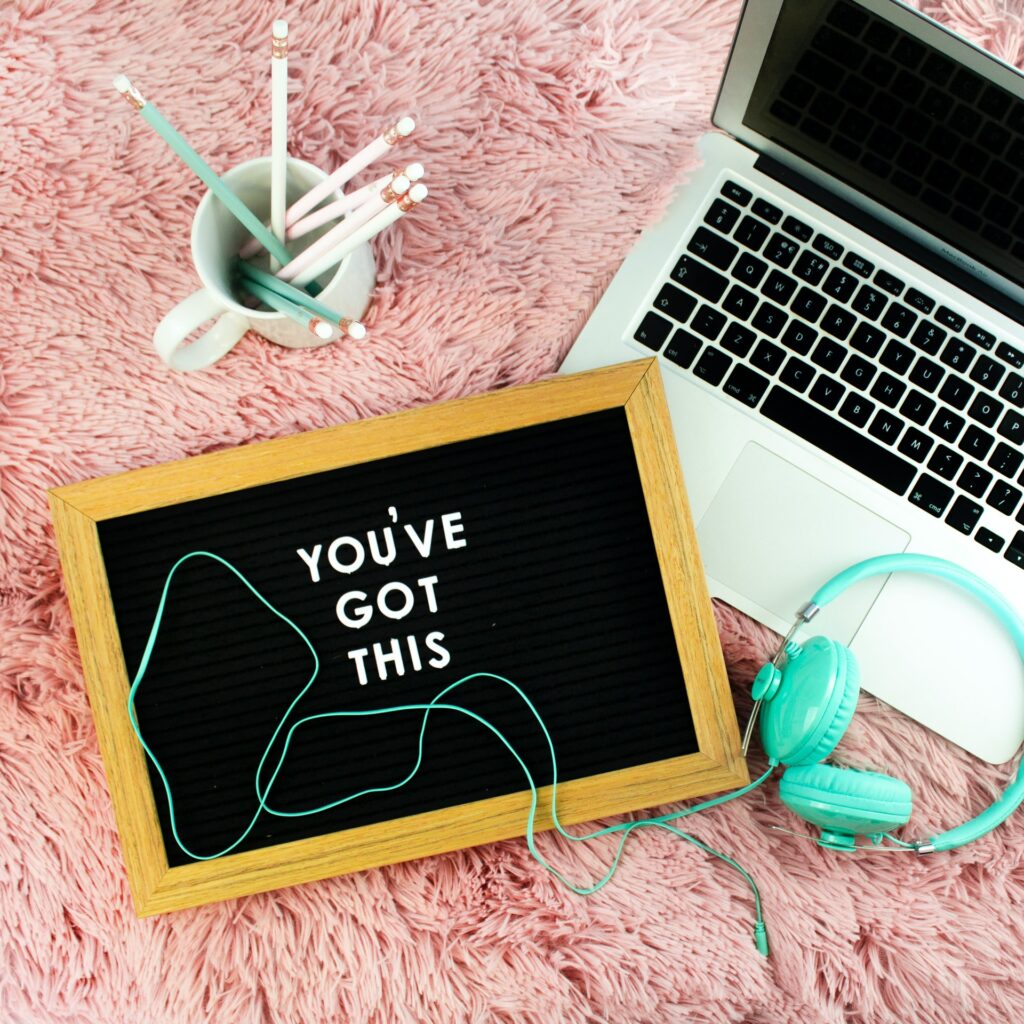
[696,443,911,644]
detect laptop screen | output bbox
[741,0,1024,291]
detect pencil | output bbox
[278,175,410,283]
[113,74,293,268]
[270,19,289,271]
[291,183,428,288]
[236,261,367,338]
[238,277,336,340]
[284,116,415,228]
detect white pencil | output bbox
[270,19,288,271]
[291,183,428,288]
[284,116,415,228]
[278,175,410,283]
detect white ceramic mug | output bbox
[154,156,375,371]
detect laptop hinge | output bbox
[754,153,1024,328]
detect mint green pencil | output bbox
[237,277,336,340]
[236,261,367,339]
[114,75,292,268]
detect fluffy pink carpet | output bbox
[4,0,1024,1020]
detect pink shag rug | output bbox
[4,0,1024,1021]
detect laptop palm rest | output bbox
[696,442,910,645]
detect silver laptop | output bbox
[561,0,1024,763]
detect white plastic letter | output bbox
[374,638,406,680]
[377,582,414,621]
[367,528,396,567]
[404,519,435,557]
[296,545,323,583]
[336,591,373,629]
[441,512,466,549]
[425,631,450,669]
[328,536,365,574]
[417,575,440,614]
[348,647,370,686]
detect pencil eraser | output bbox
[408,183,428,202]
[347,321,367,340]
[113,74,131,93]
[313,320,334,340]
[404,162,425,181]
[391,175,411,195]
[273,19,288,37]
[396,116,416,137]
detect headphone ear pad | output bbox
[779,763,913,836]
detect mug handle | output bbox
[153,289,249,371]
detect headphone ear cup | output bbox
[779,763,913,844]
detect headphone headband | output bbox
[800,554,1024,853]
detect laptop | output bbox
[561,0,1024,764]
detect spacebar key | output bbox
[760,386,917,495]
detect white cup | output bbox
[154,156,375,371]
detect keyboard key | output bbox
[928,444,963,480]
[822,267,858,302]
[721,180,752,205]
[1005,531,1024,569]
[732,252,769,287]
[750,339,786,375]
[792,287,828,323]
[734,216,772,252]
[911,321,946,355]
[693,346,732,386]
[635,311,672,350]
[999,372,1024,407]
[761,270,798,304]
[901,391,936,426]
[673,255,729,302]
[691,305,727,340]
[959,424,995,460]
[975,527,1004,552]
[909,473,954,517]
[764,233,800,269]
[813,234,844,260]
[841,354,876,390]
[811,337,847,373]
[761,386,917,494]
[719,323,756,358]
[851,285,887,320]
[966,323,996,349]
[970,354,1006,390]
[839,393,875,428]
[722,284,758,321]
[935,305,966,332]
[705,198,741,233]
[908,356,944,393]
[752,302,788,338]
[871,372,907,408]
[688,227,738,270]
[809,375,845,410]
[820,306,856,341]
[850,323,886,358]
[782,215,813,242]
[653,283,698,324]
[874,269,905,295]
[998,409,1024,446]
[969,393,1003,428]
[843,252,874,277]
[869,409,904,444]
[780,356,815,393]
[781,320,818,356]
[990,441,1024,479]
[937,374,973,411]
[904,288,935,314]
[959,462,993,497]
[940,338,976,372]
[997,341,1024,369]
[752,198,782,224]
[880,303,917,338]
[662,329,703,368]
[988,480,1023,516]
[945,495,983,533]
[880,339,915,375]
[793,250,830,286]
[723,364,770,407]
[898,427,933,462]
[932,408,965,443]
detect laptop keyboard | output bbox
[632,177,1024,568]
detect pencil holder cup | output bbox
[154,156,375,371]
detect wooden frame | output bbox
[49,359,747,916]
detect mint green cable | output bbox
[127,552,773,953]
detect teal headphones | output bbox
[745,553,1024,854]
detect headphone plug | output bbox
[754,920,770,957]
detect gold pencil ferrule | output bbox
[121,86,145,110]
[272,38,288,58]
[382,124,401,145]
[380,184,403,203]
[397,192,419,212]
[308,318,325,336]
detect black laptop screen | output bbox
[742,0,1024,290]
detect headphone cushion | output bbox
[780,762,913,835]
[790,642,861,765]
